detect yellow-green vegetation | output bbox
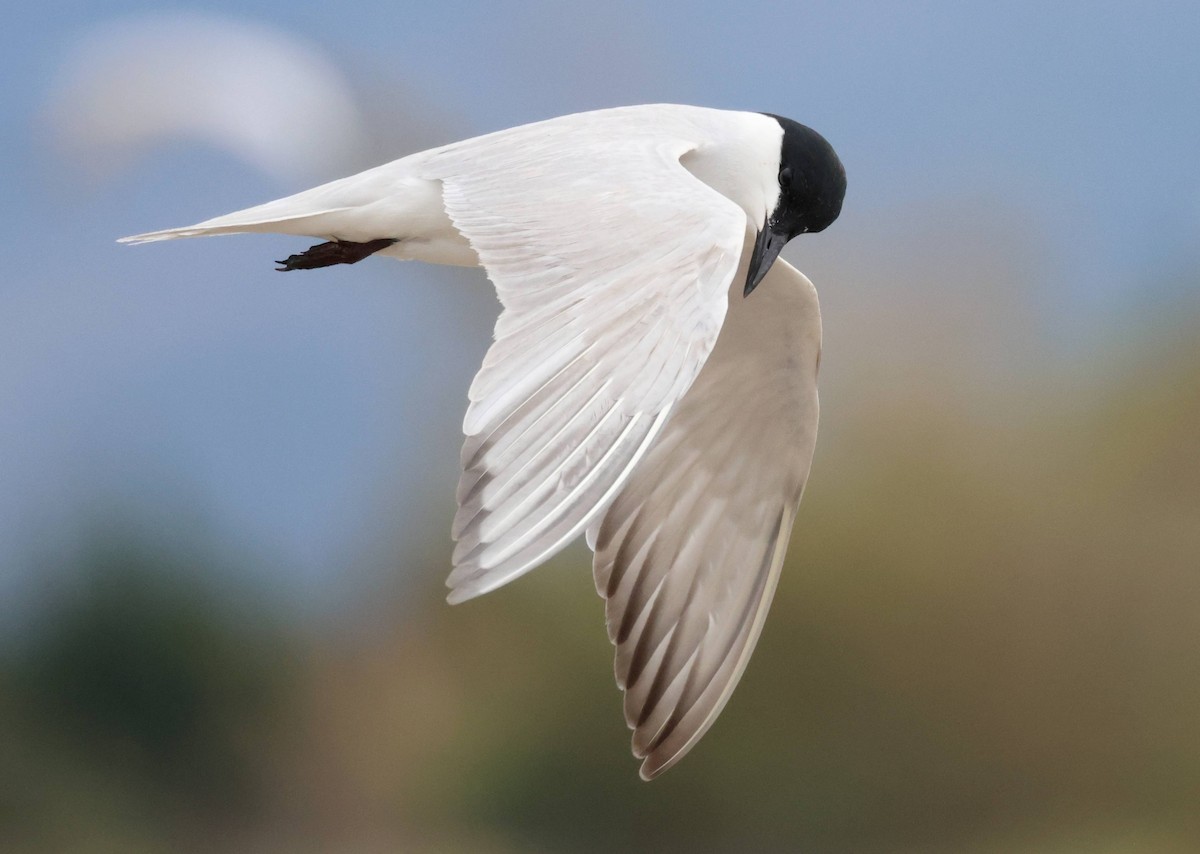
[3,307,1198,854]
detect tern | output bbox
[121,104,846,779]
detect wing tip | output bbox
[445,571,490,605]
[444,560,517,605]
[637,748,684,781]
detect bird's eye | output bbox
[779,167,793,188]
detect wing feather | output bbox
[590,259,822,779]
[425,114,750,603]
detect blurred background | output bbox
[3,2,1199,851]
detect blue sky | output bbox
[3,1,1198,615]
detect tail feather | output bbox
[117,160,454,257]
[117,162,401,244]
[118,204,355,244]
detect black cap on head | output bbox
[745,114,846,295]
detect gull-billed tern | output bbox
[121,104,847,779]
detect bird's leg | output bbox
[275,238,398,271]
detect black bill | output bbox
[744,225,788,297]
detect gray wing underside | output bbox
[589,259,822,779]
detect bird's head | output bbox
[745,115,846,296]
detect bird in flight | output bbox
[121,104,846,779]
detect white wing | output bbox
[428,112,751,603]
[589,259,822,779]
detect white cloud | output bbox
[46,12,369,183]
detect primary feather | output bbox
[591,258,820,779]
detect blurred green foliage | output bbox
[2,305,1198,853]
[1,540,295,852]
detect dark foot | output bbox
[276,238,399,271]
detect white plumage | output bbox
[121,104,841,779]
